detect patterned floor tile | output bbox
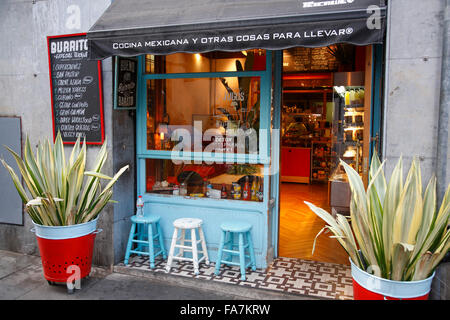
[116,255,354,300]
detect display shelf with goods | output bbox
[281,111,331,184]
[329,86,365,177]
[311,140,332,182]
[328,83,366,215]
[145,160,265,202]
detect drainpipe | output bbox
[381,0,392,161]
[430,0,450,301]
[437,0,450,204]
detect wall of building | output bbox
[383,0,448,187]
[383,0,449,300]
[112,109,136,265]
[0,0,123,267]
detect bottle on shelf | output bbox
[242,176,251,201]
[173,184,179,196]
[180,182,187,196]
[232,182,241,200]
[203,181,208,197]
[257,179,264,202]
[221,184,228,199]
[349,90,356,105]
[205,181,212,198]
[251,177,258,201]
[136,196,144,217]
[345,91,350,106]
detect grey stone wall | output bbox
[0,0,115,266]
[383,0,449,188]
[112,109,136,265]
[383,0,449,299]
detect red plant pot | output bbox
[31,218,101,285]
[350,258,434,300]
[36,232,97,282]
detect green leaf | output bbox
[2,132,127,226]
[84,171,113,180]
[391,242,414,281]
[382,155,403,275]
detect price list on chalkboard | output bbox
[47,33,104,144]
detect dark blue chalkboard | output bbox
[47,33,105,145]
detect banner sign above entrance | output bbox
[87,0,386,60]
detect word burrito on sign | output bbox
[50,39,88,53]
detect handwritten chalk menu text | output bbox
[115,56,138,109]
[47,33,104,144]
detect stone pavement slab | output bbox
[0,250,305,300]
[0,250,244,300]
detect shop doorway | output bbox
[277,45,376,266]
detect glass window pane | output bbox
[145,159,264,202]
[146,76,261,154]
[144,50,266,74]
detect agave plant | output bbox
[305,152,450,281]
[0,132,129,226]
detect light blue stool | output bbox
[124,215,166,269]
[214,221,256,281]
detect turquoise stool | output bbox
[124,215,166,268]
[214,221,256,281]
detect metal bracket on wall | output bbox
[371,133,380,155]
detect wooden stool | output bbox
[214,221,256,281]
[165,218,209,275]
[124,215,166,269]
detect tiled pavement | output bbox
[117,255,354,300]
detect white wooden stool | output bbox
[165,218,210,275]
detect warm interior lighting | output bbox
[194,53,201,61]
[242,51,247,56]
[344,127,363,131]
[345,111,363,116]
[343,148,356,158]
[160,132,165,140]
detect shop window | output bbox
[145,50,266,74]
[138,51,271,198]
[146,76,261,154]
[145,159,264,202]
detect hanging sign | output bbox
[114,56,138,109]
[47,33,104,144]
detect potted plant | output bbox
[305,152,449,300]
[1,132,129,293]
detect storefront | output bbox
[86,0,386,269]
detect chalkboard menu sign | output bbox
[114,56,138,109]
[47,33,104,145]
[283,47,339,72]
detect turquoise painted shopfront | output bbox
[88,0,387,268]
[132,51,277,268]
[111,47,385,269]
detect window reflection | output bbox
[146,76,261,154]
